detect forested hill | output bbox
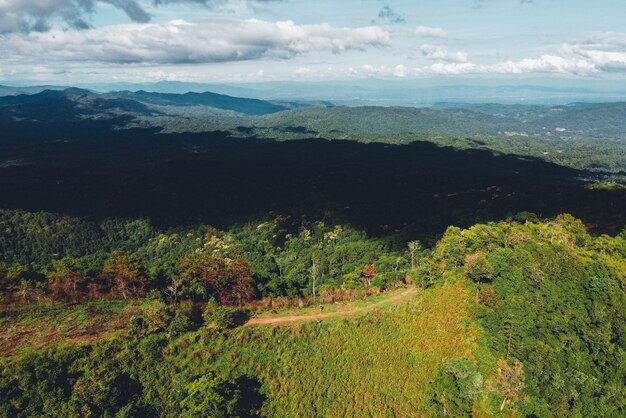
[107,90,289,115]
[0,87,289,120]
[1,214,624,416]
[255,102,626,142]
[258,105,524,138]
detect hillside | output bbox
[0,87,625,417]
[254,102,626,142]
[0,88,290,126]
[107,90,289,116]
[258,106,524,138]
[1,215,624,417]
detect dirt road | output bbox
[245,287,418,326]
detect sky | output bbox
[0,0,625,85]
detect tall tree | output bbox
[47,258,87,302]
[101,251,148,299]
[178,253,254,306]
[464,251,494,301]
[361,264,377,286]
[407,240,422,271]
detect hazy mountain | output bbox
[107,90,288,115]
[3,88,626,143]
[0,84,69,97]
[0,88,292,129]
[7,79,626,106]
[78,79,626,106]
[0,88,154,125]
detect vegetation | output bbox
[1,214,624,416]
[0,209,407,305]
[1,88,625,416]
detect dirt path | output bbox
[245,287,418,326]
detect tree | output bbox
[0,262,8,298]
[180,374,236,418]
[464,252,494,301]
[47,258,87,302]
[203,299,237,330]
[431,359,483,417]
[361,264,377,286]
[407,240,422,271]
[4,263,44,303]
[167,312,192,339]
[178,253,254,306]
[435,226,468,267]
[101,251,148,299]
[164,277,184,303]
[488,358,526,411]
[311,257,318,301]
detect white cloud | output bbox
[420,44,468,63]
[0,18,391,64]
[562,32,626,72]
[414,26,448,38]
[355,32,626,79]
[360,55,598,78]
[488,55,596,75]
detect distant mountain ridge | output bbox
[78,80,626,106]
[2,86,626,144]
[107,90,288,115]
[0,88,155,124]
[253,102,626,142]
[0,87,291,122]
[0,84,69,96]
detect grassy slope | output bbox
[0,282,476,416]
[176,282,475,417]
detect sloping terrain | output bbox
[107,90,288,115]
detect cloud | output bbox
[373,5,405,24]
[0,0,150,33]
[0,19,391,64]
[562,32,626,72]
[414,26,448,38]
[0,0,284,33]
[487,55,596,75]
[420,44,468,63]
[361,54,598,78]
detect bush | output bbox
[138,299,171,334]
[430,358,483,416]
[203,299,237,330]
[374,271,405,290]
[168,312,192,338]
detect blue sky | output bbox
[0,0,625,85]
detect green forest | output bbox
[1,87,626,418]
[1,210,625,417]
[2,0,626,414]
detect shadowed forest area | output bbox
[1,122,625,241]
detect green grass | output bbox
[171,282,475,417]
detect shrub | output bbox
[203,299,237,330]
[168,312,192,338]
[430,358,483,416]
